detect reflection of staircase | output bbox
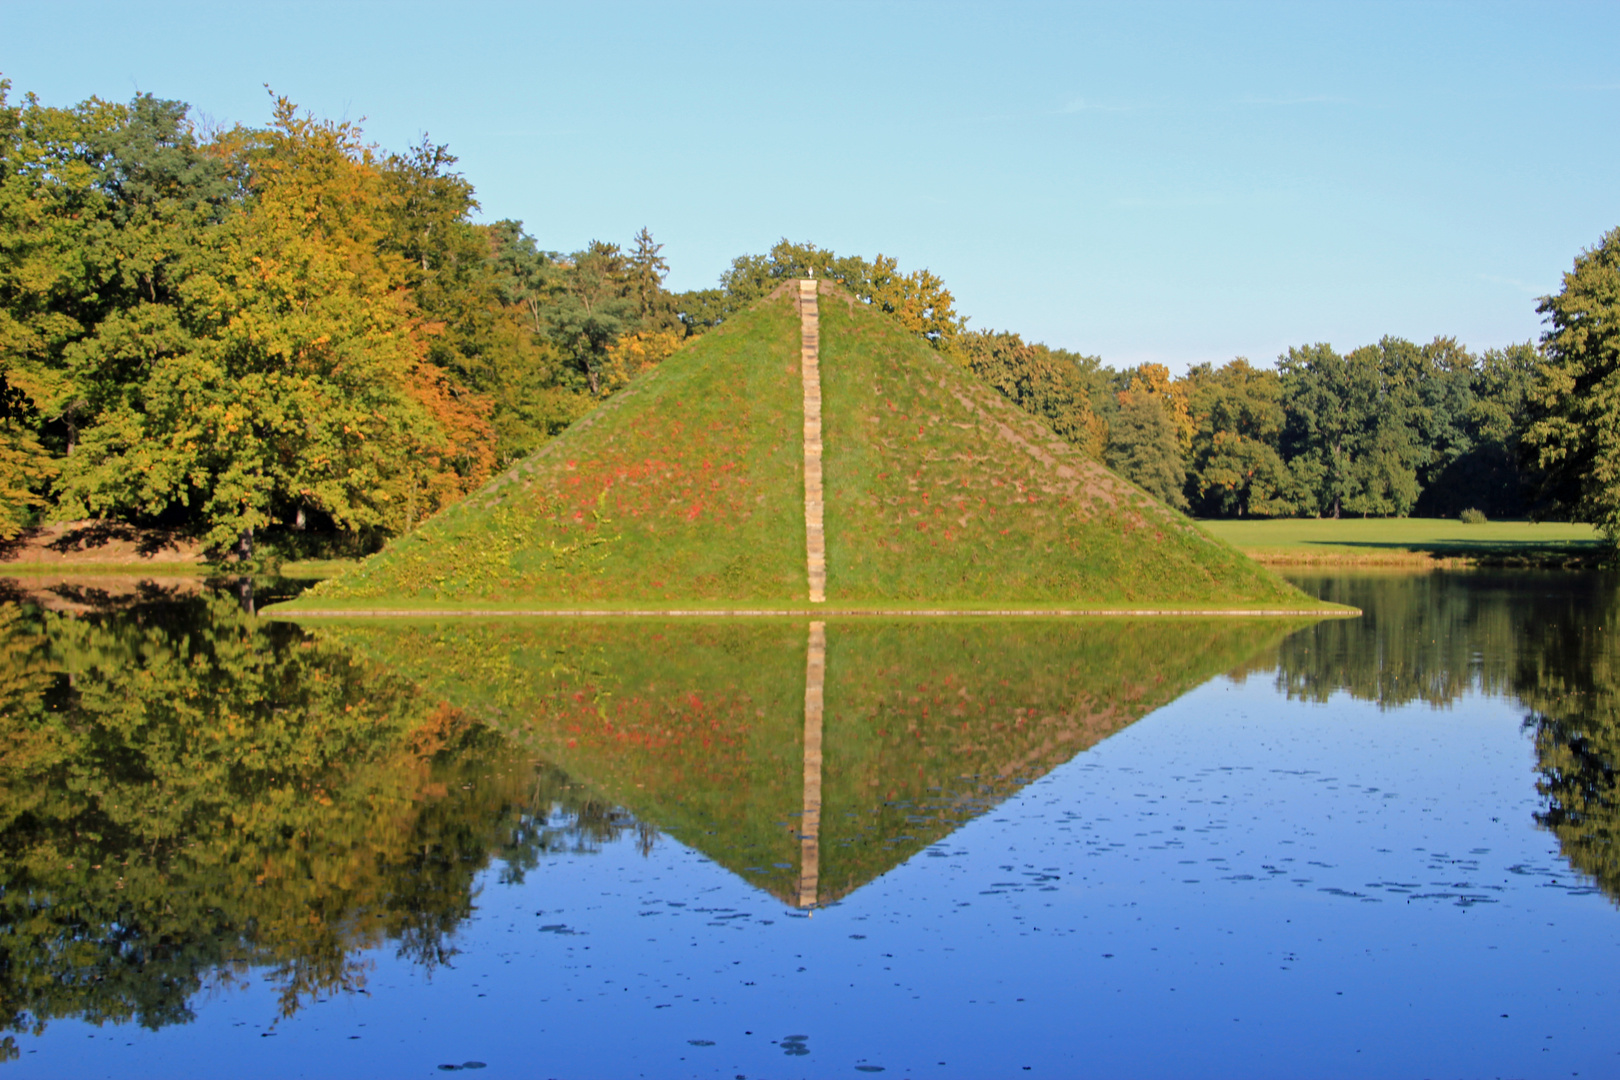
[799,280,826,604]
[798,621,825,908]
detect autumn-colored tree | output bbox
[1118,363,1193,451]
[47,97,493,549]
[0,368,53,537]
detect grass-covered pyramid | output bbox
[282,287,1322,611]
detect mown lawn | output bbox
[1200,517,1604,565]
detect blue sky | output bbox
[3,0,1616,372]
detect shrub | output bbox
[1459,508,1487,524]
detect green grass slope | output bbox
[818,298,1311,607]
[314,616,1307,906]
[282,296,807,609]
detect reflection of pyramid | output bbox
[279,282,1325,612]
[320,616,1307,906]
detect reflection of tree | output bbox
[1522,586,1620,902]
[0,593,629,1058]
[1239,571,1600,709]
[1247,570,1620,905]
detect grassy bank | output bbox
[1200,518,1605,567]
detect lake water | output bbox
[2,570,1618,1078]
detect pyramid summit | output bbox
[280,281,1331,613]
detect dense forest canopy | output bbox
[1,82,1614,553]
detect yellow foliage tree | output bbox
[601,328,684,392]
[1120,363,1194,452]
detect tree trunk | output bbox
[294,506,306,531]
[237,525,254,562]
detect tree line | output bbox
[2,83,1617,553]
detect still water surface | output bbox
[1,571,1617,1078]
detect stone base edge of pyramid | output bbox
[264,605,1359,619]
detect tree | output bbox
[627,226,669,320]
[1414,341,1540,518]
[1278,340,1427,518]
[1522,226,1620,542]
[1183,358,1298,517]
[51,95,493,550]
[549,240,637,396]
[0,89,233,465]
[0,366,53,537]
[1119,363,1193,451]
[1107,391,1188,508]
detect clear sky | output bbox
[2,0,1616,372]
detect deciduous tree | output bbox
[1522,226,1620,542]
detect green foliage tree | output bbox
[1183,358,1298,517]
[1414,341,1540,518]
[0,81,700,550]
[548,240,638,396]
[627,225,672,322]
[1107,390,1189,508]
[1278,339,1429,517]
[1522,226,1620,543]
[46,97,495,550]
